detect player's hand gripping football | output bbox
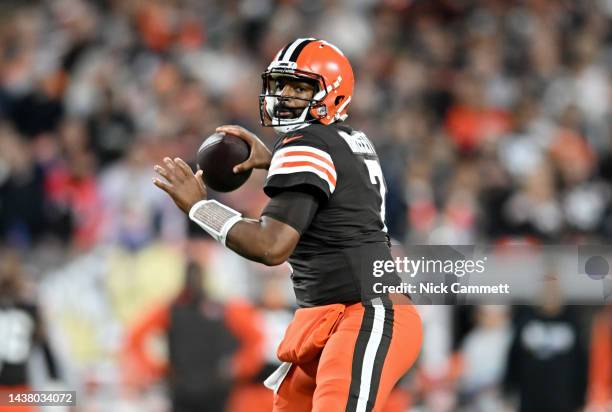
[216,125,272,172]
[153,157,207,214]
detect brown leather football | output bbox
[196,132,252,192]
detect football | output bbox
[196,132,252,192]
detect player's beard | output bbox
[274,101,307,120]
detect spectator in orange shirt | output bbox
[445,73,511,152]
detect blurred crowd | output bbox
[0,0,611,411]
[2,0,612,248]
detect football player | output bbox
[0,248,60,412]
[153,38,422,412]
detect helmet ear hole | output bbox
[334,95,344,106]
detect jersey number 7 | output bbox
[364,159,388,233]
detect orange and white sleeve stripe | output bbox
[267,145,337,193]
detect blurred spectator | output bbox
[0,248,60,403]
[87,86,135,167]
[99,142,185,250]
[44,137,102,250]
[444,72,511,153]
[457,305,512,411]
[123,260,264,412]
[0,126,46,247]
[503,160,563,240]
[503,275,588,412]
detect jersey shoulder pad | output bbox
[264,126,336,199]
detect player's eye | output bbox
[274,80,287,92]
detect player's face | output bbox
[269,77,316,119]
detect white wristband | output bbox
[188,200,242,246]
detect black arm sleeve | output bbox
[262,189,320,234]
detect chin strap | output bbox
[189,200,242,246]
